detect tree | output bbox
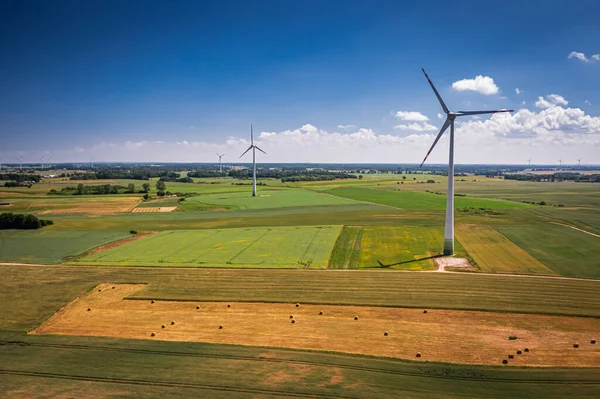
[402,176,406,181]
[156,180,166,192]
[358,175,363,180]
[127,183,135,193]
[142,183,151,193]
[77,183,84,195]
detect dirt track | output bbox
[31,283,600,367]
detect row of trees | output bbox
[0,173,40,183]
[49,181,169,197]
[0,213,53,229]
[227,170,358,182]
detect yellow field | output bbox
[31,283,600,367]
[34,197,141,215]
[456,225,557,275]
[131,206,178,213]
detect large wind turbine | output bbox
[577,158,582,167]
[419,68,514,256]
[239,125,266,197]
[558,159,563,168]
[216,152,225,173]
[527,158,532,166]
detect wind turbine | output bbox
[419,68,513,256]
[216,152,225,173]
[558,159,563,168]
[577,158,582,167]
[239,124,266,197]
[18,157,23,171]
[90,158,94,169]
[40,158,45,170]
[527,158,532,167]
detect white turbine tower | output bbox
[239,124,266,197]
[40,158,45,170]
[558,159,563,168]
[419,68,514,255]
[216,152,225,173]
[90,158,94,169]
[577,158,582,167]
[18,157,23,171]
[527,158,532,167]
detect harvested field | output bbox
[456,225,557,275]
[37,197,140,215]
[131,206,178,213]
[31,283,600,367]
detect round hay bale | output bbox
[87,307,91,312]
[291,319,296,324]
[227,304,231,308]
[591,339,597,344]
[196,306,200,310]
[171,321,175,325]
[319,311,323,315]
[218,325,223,329]
[524,348,529,352]
[516,350,522,355]
[573,343,579,348]
[423,310,428,314]
[98,289,102,292]
[150,332,155,337]
[151,300,155,304]
[416,352,421,358]
[112,286,115,289]
[384,331,389,336]
[289,315,294,319]
[502,359,508,364]
[161,324,165,329]
[508,354,514,359]
[354,316,359,320]
[295,303,300,308]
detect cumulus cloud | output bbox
[536,94,569,109]
[452,75,499,95]
[394,122,438,131]
[593,54,600,61]
[337,124,356,130]
[437,113,443,119]
[515,88,521,95]
[568,51,588,62]
[395,111,429,121]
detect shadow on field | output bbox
[376,254,444,268]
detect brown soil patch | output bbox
[434,256,476,272]
[131,206,178,213]
[31,284,600,367]
[82,232,158,256]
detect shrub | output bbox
[130,230,137,234]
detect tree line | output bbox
[0,213,54,229]
[0,173,41,183]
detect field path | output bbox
[551,222,600,238]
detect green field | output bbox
[74,226,342,268]
[325,186,531,210]
[328,226,363,269]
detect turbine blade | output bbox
[456,110,514,116]
[420,118,451,168]
[422,68,449,114]
[255,146,267,155]
[239,146,252,158]
[251,124,254,145]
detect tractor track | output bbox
[1,341,599,386]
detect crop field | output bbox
[456,225,557,275]
[2,196,140,215]
[325,186,531,210]
[181,188,359,211]
[73,226,342,268]
[328,226,363,269]
[32,283,600,367]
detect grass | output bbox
[359,226,444,270]
[136,197,180,208]
[0,229,130,264]
[328,226,363,269]
[496,224,600,278]
[325,186,531,210]
[181,188,360,211]
[73,226,342,268]
[455,225,557,275]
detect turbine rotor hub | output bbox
[448,112,456,121]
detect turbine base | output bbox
[443,239,454,256]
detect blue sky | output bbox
[1,0,599,164]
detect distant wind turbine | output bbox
[40,158,45,170]
[90,158,94,169]
[18,157,23,171]
[577,158,582,167]
[216,152,225,173]
[419,68,514,256]
[558,159,563,168]
[239,125,266,197]
[527,158,531,166]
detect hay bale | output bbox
[151,332,155,337]
[218,325,223,329]
[196,306,200,310]
[416,352,421,358]
[384,331,389,336]
[591,339,597,344]
[171,321,175,325]
[227,304,231,308]
[423,310,428,314]
[295,303,300,308]
[516,350,522,355]
[289,315,294,319]
[161,324,165,329]
[87,307,91,312]
[508,354,514,359]
[524,348,529,352]
[319,311,323,315]
[291,319,296,324]
[98,289,102,292]
[112,286,115,289]
[502,359,508,364]
[354,316,359,320]
[151,300,155,304]
[574,343,579,348]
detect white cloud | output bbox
[568,51,588,62]
[395,111,429,121]
[394,122,438,131]
[522,100,526,105]
[593,54,600,61]
[452,75,499,95]
[515,88,521,95]
[437,113,443,119]
[536,94,568,109]
[584,100,592,106]
[337,124,356,130]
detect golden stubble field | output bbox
[31,283,600,367]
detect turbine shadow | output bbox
[376,254,444,268]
